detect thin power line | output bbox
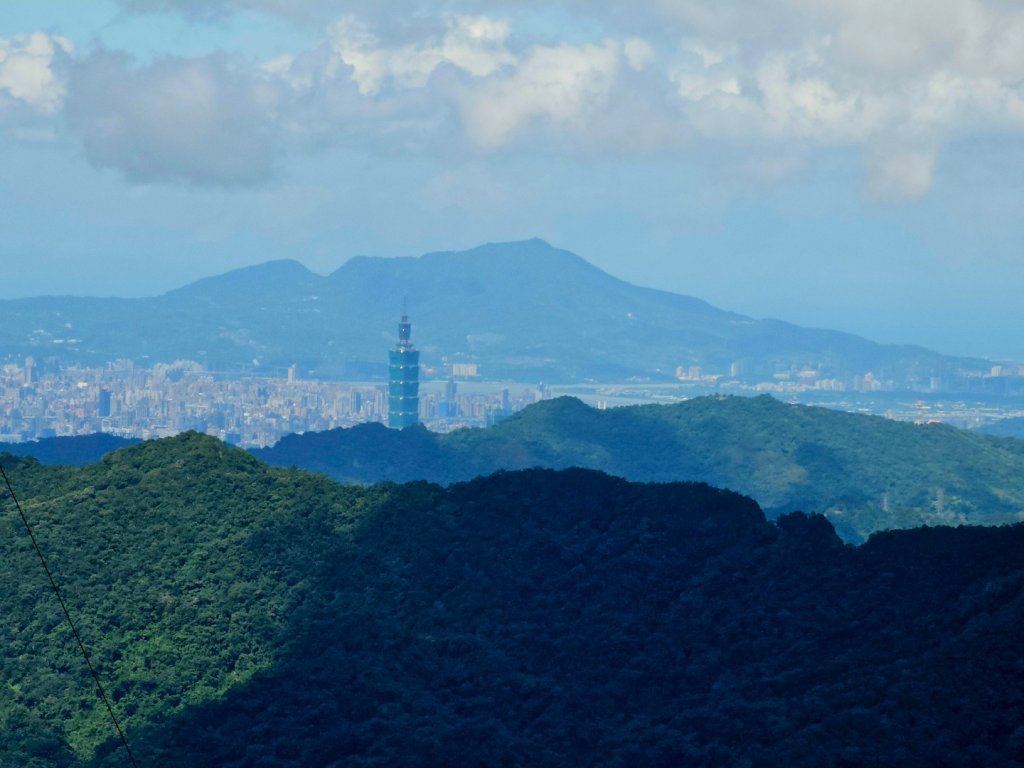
[0,461,140,768]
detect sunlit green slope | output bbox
[256,394,1024,541]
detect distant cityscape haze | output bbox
[5,355,1024,449]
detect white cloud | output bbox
[112,0,319,22]
[622,38,655,71]
[0,33,72,113]
[326,14,516,96]
[457,40,629,147]
[753,48,864,140]
[65,52,286,185]
[658,0,1024,196]
[865,142,937,201]
[674,72,740,102]
[9,1,1024,199]
[681,40,731,69]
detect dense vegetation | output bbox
[14,395,1024,543]
[1,434,1023,766]
[255,394,1024,541]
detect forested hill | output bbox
[253,394,1024,542]
[1,434,1023,766]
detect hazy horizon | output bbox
[2,1,1023,360]
[2,238,1019,363]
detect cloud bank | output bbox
[5,0,1024,195]
[65,52,285,185]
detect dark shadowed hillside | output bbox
[1,435,1023,766]
[0,240,985,382]
[0,433,138,465]
[254,394,1024,542]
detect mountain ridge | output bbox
[252,394,1024,542]
[163,258,319,302]
[0,239,987,382]
[2,433,1023,766]
[9,393,1024,542]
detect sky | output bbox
[1,0,1023,361]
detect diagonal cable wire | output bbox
[0,461,140,768]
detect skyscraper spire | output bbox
[388,304,419,428]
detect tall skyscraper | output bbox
[388,307,420,428]
[98,387,112,418]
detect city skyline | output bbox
[0,356,542,447]
[1,2,1023,361]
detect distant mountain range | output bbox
[252,395,1024,542]
[0,239,987,382]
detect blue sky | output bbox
[2,0,1023,360]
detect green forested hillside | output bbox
[255,394,1024,541]
[0,435,381,765]
[2,435,1024,766]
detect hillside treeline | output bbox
[1,434,1023,766]
[255,395,1024,541]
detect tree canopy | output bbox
[2,434,1023,766]
[255,395,1024,542]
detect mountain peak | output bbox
[165,259,319,300]
[420,238,592,268]
[0,240,989,383]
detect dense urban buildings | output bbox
[3,354,1024,449]
[0,358,537,448]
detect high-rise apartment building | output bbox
[388,309,420,428]
[98,387,112,418]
